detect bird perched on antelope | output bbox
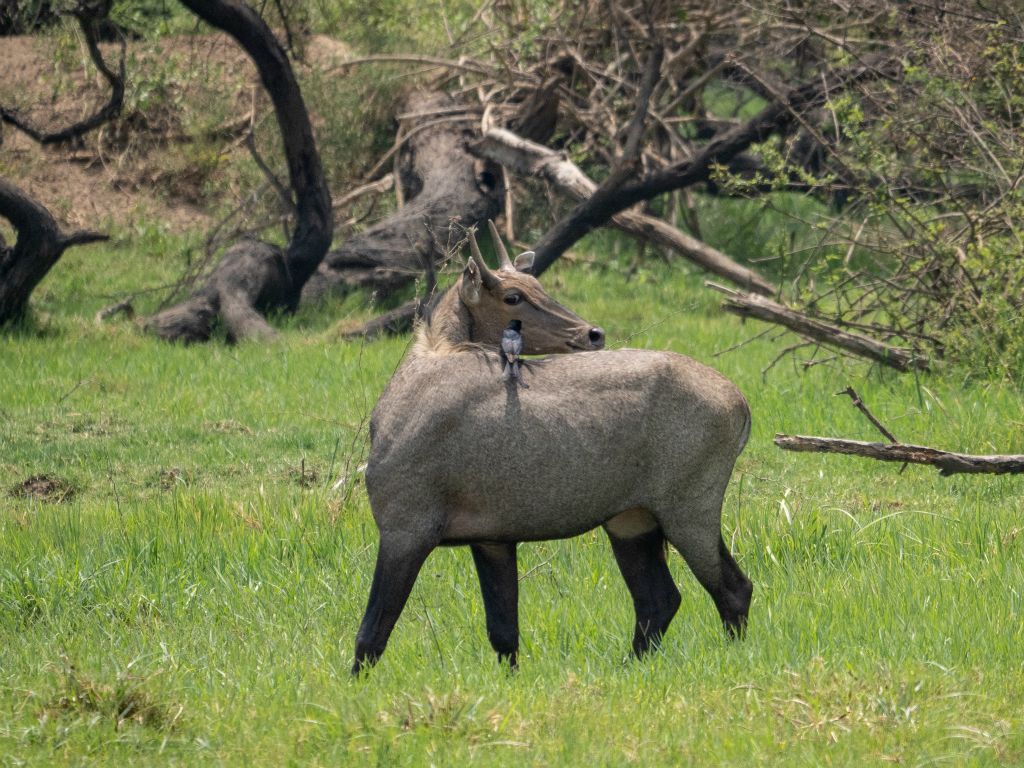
[501,319,524,383]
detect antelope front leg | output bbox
[470,543,520,668]
[352,531,435,675]
[605,527,682,657]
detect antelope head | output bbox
[460,221,605,353]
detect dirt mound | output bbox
[8,473,76,503]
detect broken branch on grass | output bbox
[339,299,418,340]
[774,434,1024,476]
[706,282,929,372]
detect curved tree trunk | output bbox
[0,179,107,325]
[147,0,331,343]
[300,92,502,305]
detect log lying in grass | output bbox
[706,282,929,372]
[774,435,1024,476]
[472,127,777,296]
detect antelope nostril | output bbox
[588,327,605,347]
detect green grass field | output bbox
[1,231,1022,766]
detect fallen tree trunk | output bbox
[774,435,1024,476]
[0,179,108,325]
[300,92,502,305]
[706,282,929,372]
[472,127,777,295]
[338,300,421,340]
[147,0,331,343]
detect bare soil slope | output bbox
[0,32,351,234]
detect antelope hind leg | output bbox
[664,519,752,640]
[352,531,435,675]
[714,535,753,638]
[470,542,520,668]
[605,521,682,658]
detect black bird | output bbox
[501,320,524,383]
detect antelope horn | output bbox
[468,226,501,289]
[488,219,515,271]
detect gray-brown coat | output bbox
[353,224,752,672]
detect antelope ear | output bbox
[461,258,482,305]
[514,250,535,273]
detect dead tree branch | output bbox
[774,435,1024,476]
[529,56,900,275]
[473,127,777,295]
[339,300,419,340]
[706,282,929,372]
[836,386,899,443]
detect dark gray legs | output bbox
[607,527,752,656]
[470,542,520,668]
[352,527,751,673]
[352,532,435,675]
[710,536,753,638]
[352,536,520,674]
[605,527,682,656]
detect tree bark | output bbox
[300,92,502,305]
[706,282,928,372]
[0,179,107,325]
[472,127,777,295]
[774,435,1024,476]
[147,0,331,343]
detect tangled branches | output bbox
[404,0,1024,380]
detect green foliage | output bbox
[942,242,1024,382]
[297,0,476,52]
[976,23,1024,127]
[110,0,193,38]
[0,0,58,34]
[300,65,405,190]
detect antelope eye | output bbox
[503,293,522,306]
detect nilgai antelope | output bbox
[353,221,752,673]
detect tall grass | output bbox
[0,228,1021,766]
